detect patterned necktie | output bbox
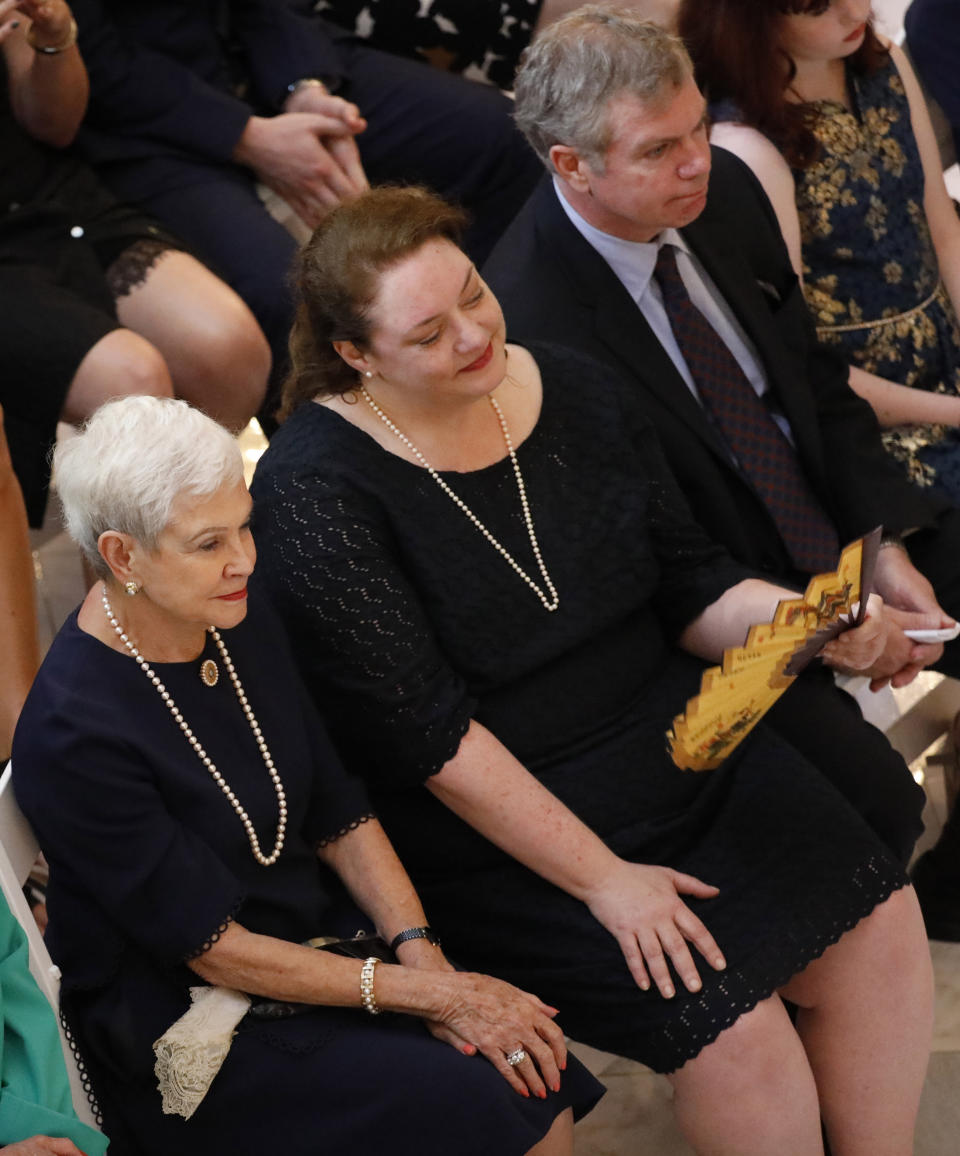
[654,244,839,574]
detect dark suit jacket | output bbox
[71,0,351,169]
[484,149,945,584]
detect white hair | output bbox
[54,396,244,578]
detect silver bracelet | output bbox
[26,17,78,54]
[360,957,381,1015]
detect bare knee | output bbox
[170,304,271,432]
[64,329,173,423]
[855,885,932,982]
[782,884,933,1012]
[669,998,822,1154]
[675,996,801,1085]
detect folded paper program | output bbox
[668,528,880,771]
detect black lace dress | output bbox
[251,342,906,1074]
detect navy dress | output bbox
[12,597,601,1155]
[791,57,960,497]
[251,342,907,1074]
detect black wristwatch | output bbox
[390,926,441,952]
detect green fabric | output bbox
[0,898,107,1153]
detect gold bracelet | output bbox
[26,17,78,54]
[286,77,327,98]
[360,957,381,1015]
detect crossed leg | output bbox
[64,249,270,433]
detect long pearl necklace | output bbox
[360,385,559,612]
[101,587,288,866]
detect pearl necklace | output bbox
[359,386,559,612]
[101,587,288,866]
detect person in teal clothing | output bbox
[681,0,960,502]
[0,894,106,1155]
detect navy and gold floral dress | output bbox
[792,55,960,495]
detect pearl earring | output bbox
[365,371,373,379]
[124,581,141,596]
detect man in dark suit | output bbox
[483,7,960,934]
[70,0,542,399]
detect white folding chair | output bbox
[0,762,100,1130]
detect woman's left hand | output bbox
[422,970,567,1100]
[821,592,889,673]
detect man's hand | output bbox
[233,113,369,228]
[874,541,952,621]
[282,82,366,134]
[867,542,955,688]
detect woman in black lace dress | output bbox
[251,186,934,1156]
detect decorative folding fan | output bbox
[667,527,881,771]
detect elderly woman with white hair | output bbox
[10,396,601,1156]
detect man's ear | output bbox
[549,144,594,194]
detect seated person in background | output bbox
[680,0,960,504]
[0,0,269,529]
[483,4,960,886]
[12,396,600,1156]
[68,0,544,399]
[251,183,934,1156]
[0,404,37,762]
[906,0,960,162]
[0,892,108,1155]
[315,0,678,89]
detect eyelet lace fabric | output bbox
[252,341,907,1072]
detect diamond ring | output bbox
[506,1048,527,1067]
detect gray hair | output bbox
[514,4,693,170]
[54,396,244,578]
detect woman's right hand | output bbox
[425,970,567,1099]
[583,858,726,998]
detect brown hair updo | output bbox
[279,186,468,420]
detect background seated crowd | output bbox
[3,1,960,1153]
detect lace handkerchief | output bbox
[153,985,251,1119]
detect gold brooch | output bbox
[200,659,219,687]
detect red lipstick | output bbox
[461,343,494,372]
[217,588,248,602]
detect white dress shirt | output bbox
[553,180,794,443]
